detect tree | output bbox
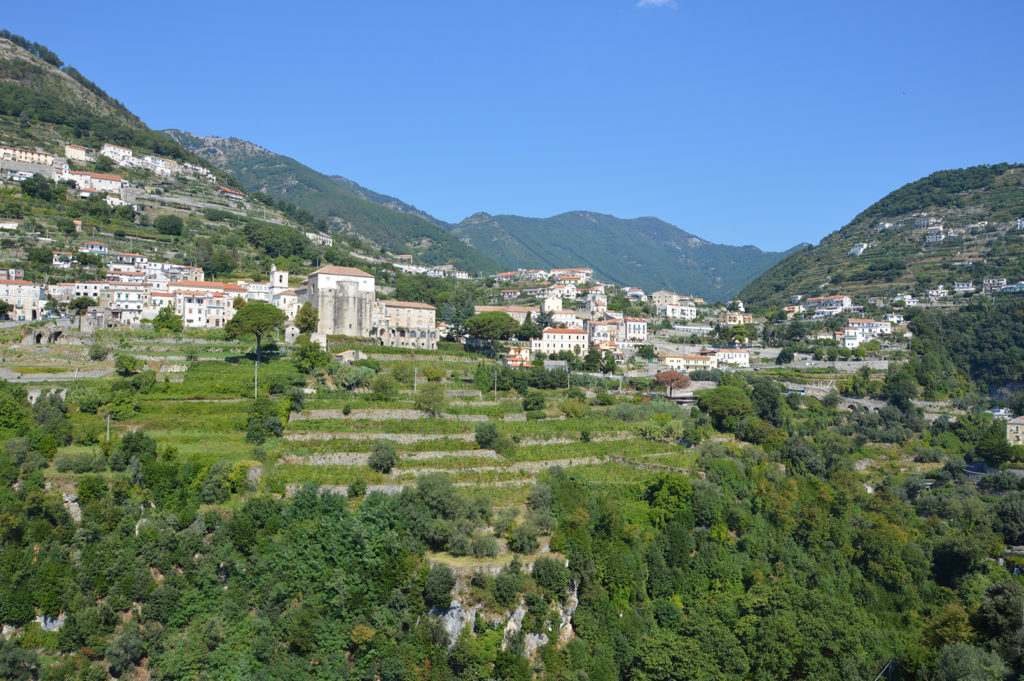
[0,300,11,319]
[294,301,319,334]
[20,174,55,201]
[464,311,520,340]
[69,296,97,316]
[368,440,398,473]
[226,301,286,397]
[775,347,795,365]
[636,344,656,361]
[424,564,456,608]
[696,385,752,431]
[655,371,691,396]
[225,300,286,366]
[518,313,541,340]
[153,214,183,236]
[114,355,144,376]
[94,155,114,172]
[413,382,447,417]
[151,306,183,332]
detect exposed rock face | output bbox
[35,613,65,631]
[62,492,81,523]
[502,602,528,650]
[558,581,579,644]
[434,599,477,648]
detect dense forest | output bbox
[4,358,1024,680]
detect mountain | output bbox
[161,130,498,273]
[447,211,801,301]
[740,163,1024,310]
[0,32,222,177]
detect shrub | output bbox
[508,522,539,554]
[561,399,589,419]
[522,391,546,412]
[348,479,367,497]
[475,422,500,449]
[470,534,499,558]
[525,410,546,421]
[88,344,109,361]
[368,440,398,473]
[114,354,144,376]
[423,564,456,608]
[532,557,569,598]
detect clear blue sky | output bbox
[6,1,1024,251]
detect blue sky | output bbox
[5,1,1023,251]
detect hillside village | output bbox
[4,135,1024,382]
[8,29,1024,681]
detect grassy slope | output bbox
[740,163,1024,309]
[449,210,799,301]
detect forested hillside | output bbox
[449,211,799,301]
[161,130,498,273]
[740,164,1024,309]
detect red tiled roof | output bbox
[309,265,373,278]
[542,327,586,334]
[0,279,37,285]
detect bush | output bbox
[368,440,398,473]
[532,557,569,598]
[522,391,546,412]
[423,564,456,608]
[475,422,500,449]
[508,522,539,553]
[114,354,144,376]
[561,399,589,418]
[88,344,109,361]
[470,534,499,558]
[348,479,367,497]
[154,214,184,236]
[525,410,546,421]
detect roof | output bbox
[476,305,538,313]
[309,265,374,278]
[0,279,37,286]
[382,300,436,310]
[1009,417,1024,425]
[75,171,122,181]
[103,143,131,151]
[218,186,245,195]
[169,280,246,291]
[716,348,748,354]
[66,145,86,150]
[542,327,586,335]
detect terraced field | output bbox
[19,331,699,511]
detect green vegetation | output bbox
[741,164,1024,309]
[162,130,498,272]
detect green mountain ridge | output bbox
[740,163,1024,310]
[161,130,497,273]
[162,133,797,301]
[448,210,802,301]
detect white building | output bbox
[64,144,89,162]
[715,348,750,368]
[305,232,333,248]
[531,328,588,356]
[65,170,124,194]
[51,251,73,270]
[100,143,133,165]
[0,279,45,321]
[658,303,696,320]
[804,295,852,316]
[79,242,109,256]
